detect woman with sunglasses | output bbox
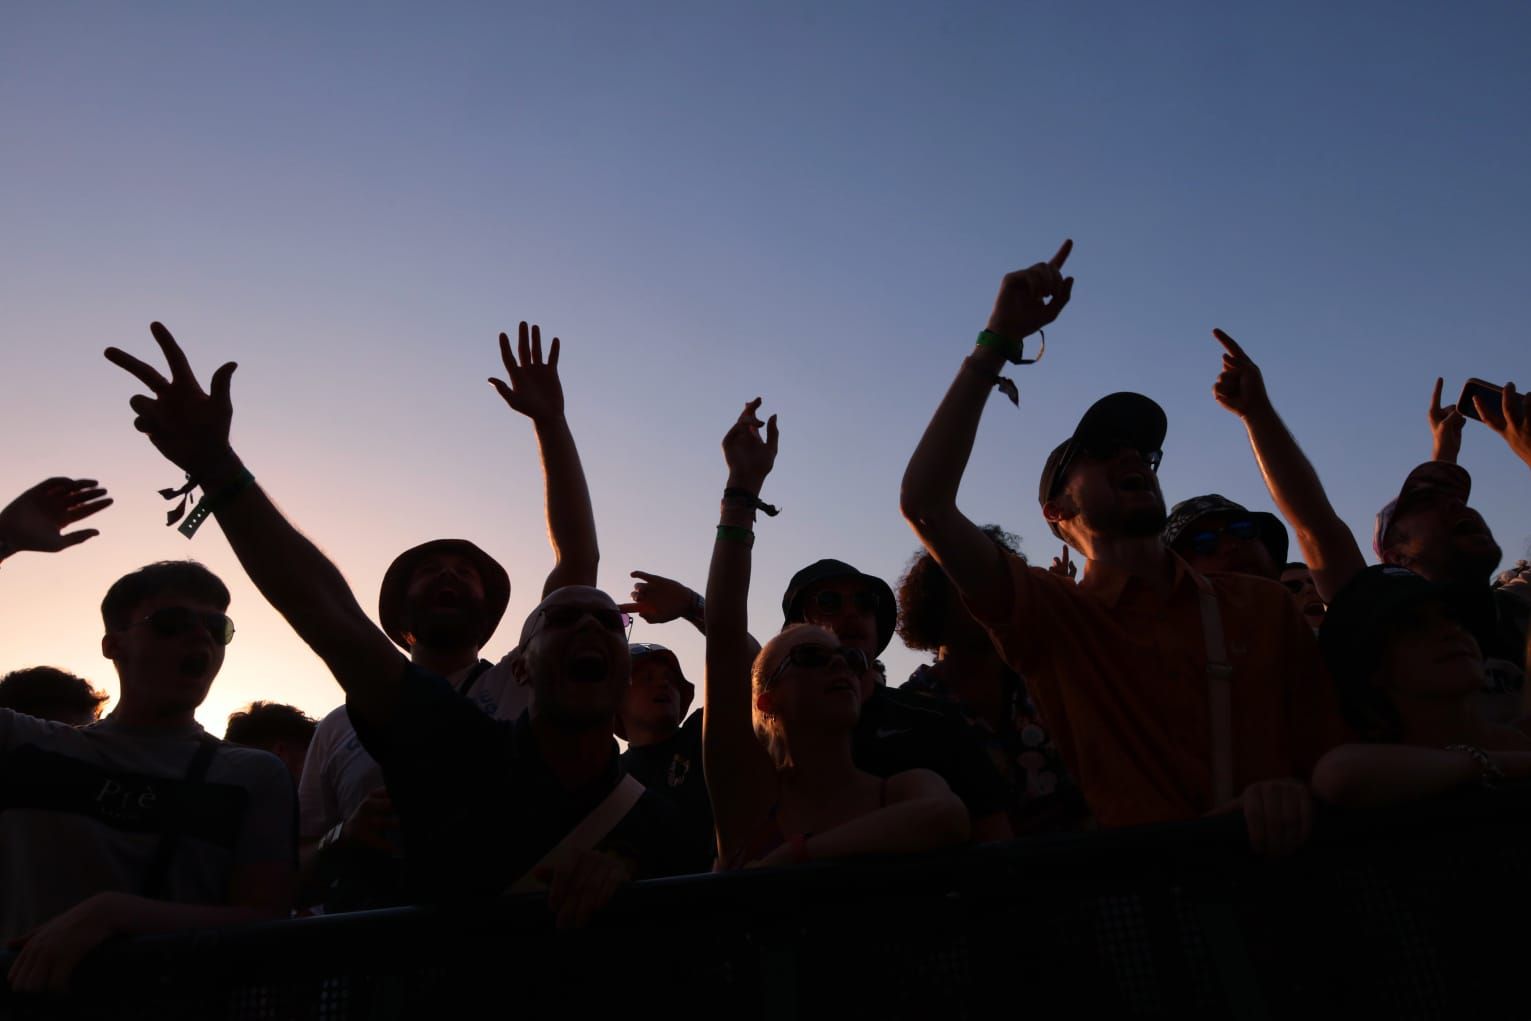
[704,400,969,870]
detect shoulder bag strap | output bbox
[140,734,221,898]
[508,774,647,894]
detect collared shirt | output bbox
[350,665,686,900]
[970,552,1348,829]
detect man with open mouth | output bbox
[105,321,686,934]
[901,241,1349,856]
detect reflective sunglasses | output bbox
[1187,518,1260,556]
[807,589,879,617]
[133,606,236,646]
[1079,439,1163,473]
[535,604,632,635]
[767,643,869,688]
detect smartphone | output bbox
[1458,378,1503,422]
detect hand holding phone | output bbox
[1457,378,1504,423]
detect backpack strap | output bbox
[140,734,221,898]
[455,659,494,697]
[1193,573,1236,806]
[508,774,647,894]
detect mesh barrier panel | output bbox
[4,785,1528,1019]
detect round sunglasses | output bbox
[130,606,236,646]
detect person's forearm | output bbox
[535,416,599,596]
[899,346,1005,528]
[1310,744,1514,808]
[199,453,375,677]
[703,503,756,708]
[101,893,283,937]
[1240,404,1364,601]
[802,796,970,860]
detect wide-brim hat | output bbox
[781,559,897,655]
[378,539,511,651]
[1038,392,1168,539]
[1162,494,1290,566]
[615,643,694,740]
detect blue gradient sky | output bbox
[3,2,1529,730]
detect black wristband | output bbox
[723,487,780,517]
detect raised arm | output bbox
[1428,378,1466,464]
[900,240,1074,614]
[0,478,111,565]
[488,322,598,598]
[703,399,782,859]
[1471,380,1531,473]
[1211,329,1365,603]
[104,323,403,725]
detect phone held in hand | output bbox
[1457,378,1503,423]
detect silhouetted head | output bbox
[100,562,232,717]
[515,586,631,731]
[1039,393,1168,557]
[378,539,510,653]
[751,624,865,769]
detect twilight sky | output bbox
[3,1,1528,731]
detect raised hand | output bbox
[1428,377,1466,463]
[986,239,1075,343]
[104,323,236,478]
[1472,381,1531,469]
[619,570,698,624]
[1048,543,1077,580]
[1211,329,1273,419]
[488,322,564,424]
[0,478,111,555]
[721,398,779,493]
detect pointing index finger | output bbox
[1431,377,1444,414]
[1048,238,1073,271]
[1212,328,1247,361]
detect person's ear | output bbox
[755,690,775,716]
[1042,498,1074,527]
[101,632,119,660]
[1379,548,1408,567]
[508,647,529,686]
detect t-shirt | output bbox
[970,552,1349,829]
[298,655,530,840]
[902,663,1091,834]
[619,710,713,873]
[0,710,295,941]
[851,686,1011,822]
[349,665,688,900]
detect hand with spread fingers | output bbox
[1428,377,1466,463]
[103,322,237,479]
[985,239,1075,344]
[0,478,111,558]
[1471,381,1531,469]
[721,398,779,495]
[1210,329,1273,420]
[620,570,698,625]
[489,321,564,424]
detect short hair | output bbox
[0,666,109,722]
[224,701,317,749]
[101,561,230,632]
[896,525,1023,653]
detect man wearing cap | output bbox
[781,559,1014,842]
[1163,494,1288,582]
[107,321,677,928]
[617,644,712,872]
[901,244,1347,853]
[1212,333,1529,722]
[296,323,598,909]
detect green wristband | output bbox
[716,524,755,549]
[976,328,1044,366]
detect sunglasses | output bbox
[807,589,879,617]
[767,643,869,688]
[133,606,236,646]
[1187,518,1260,556]
[1079,440,1163,473]
[534,604,633,636]
[1280,578,1307,594]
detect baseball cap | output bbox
[1037,392,1167,538]
[1373,461,1472,559]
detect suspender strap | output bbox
[508,774,647,894]
[1194,573,1236,806]
[141,735,221,898]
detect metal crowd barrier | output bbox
[4,784,1528,1020]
